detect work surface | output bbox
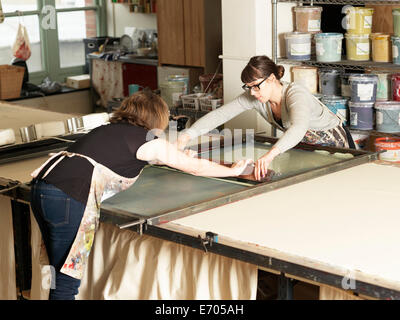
[162,162,400,293]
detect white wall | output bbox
[106,2,157,37]
[221,0,294,135]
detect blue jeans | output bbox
[30,179,86,300]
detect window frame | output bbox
[3,0,107,84]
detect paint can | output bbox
[345,33,370,61]
[314,33,343,62]
[321,95,349,126]
[344,7,374,34]
[168,75,189,95]
[393,9,400,36]
[374,137,400,162]
[291,66,318,93]
[293,6,323,32]
[374,101,400,133]
[349,74,378,103]
[374,73,391,101]
[391,73,400,101]
[318,69,341,96]
[348,101,374,130]
[392,36,400,65]
[160,81,185,108]
[370,33,391,63]
[340,73,354,98]
[284,32,312,60]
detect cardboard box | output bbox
[66,74,91,89]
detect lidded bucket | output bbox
[318,69,341,96]
[374,101,400,133]
[293,6,323,32]
[168,75,189,95]
[314,33,343,62]
[393,9,400,37]
[370,33,391,62]
[391,73,400,101]
[344,7,374,34]
[392,36,400,65]
[160,81,185,108]
[345,33,370,61]
[348,74,378,103]
[284,32,312,60]
[349,101,375,130]
[374,137,400,162]
[321,95,349,126]
[340,73,356,98]
[291,66,318,93]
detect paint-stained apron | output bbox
[31,150,141,280]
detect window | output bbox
[0,0,106,84]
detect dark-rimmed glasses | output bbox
[242,77,268,91]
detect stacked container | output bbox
[392,9,400,65]
[344,7,374,61]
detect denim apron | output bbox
[31,150,142,279]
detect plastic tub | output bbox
[374,101,400,133]
[393,9,400,37]
[321,96,349,125]
[375,137,400,162]
[314,33,343,62]
[160,81,185,108]
[318,69,341,96]
[168,75,189,95]
[348,74,378,103]
[370,33,391,62]
[345,33,370,61]
[294,6,323,32]
[291,66,318,93]
[284,32,312,60]
[373,73,391,101]
[349,101,374,130]
[392,36,400,64]
[345,7,374,34]
[391,73,400,101]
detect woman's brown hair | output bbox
[109,89,169,130]
[241,55,285,84]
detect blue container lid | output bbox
[315,33,343,39]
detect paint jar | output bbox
[294,6,323,32]
[349,74,378,103]
[344,7,374,34]
[349,101,374,130]
[392,36,400,64]
[284,32,312,60]
[374,101,400,133]
[314,33,343,62]
[374,73,391,101]
[291,66,318,93]
[375,137,400,162]
[393,9,400,36]
[321,95,349,126]
[391,73,400,101]
[160,81,185,108]
[370,33,391,62]
[318,69,341,96]
[345,33,370,61]
[168,75,189,95]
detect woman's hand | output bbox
[254,147,280,181]
[176,133,191,151]
[231,159,254,176]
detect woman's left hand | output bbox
[254,147,281,181]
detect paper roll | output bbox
[81,113,110,130]
[34,121,66,139]
[0,129,16,146]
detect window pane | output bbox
[0,15,43,72]
[2,0,38,13]
[57,10,97,68]
[56,0,95,9]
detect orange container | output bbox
[375,137,400,162]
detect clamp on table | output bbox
[198,231,219,253]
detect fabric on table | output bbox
[30,220,257,300]
[91,59,124,109]
[0,196,17,300]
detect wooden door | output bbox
[157,0,185,65]
[183,0,205,67]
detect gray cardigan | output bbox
[184,82,340,153]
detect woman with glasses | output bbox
[177,55,355,181]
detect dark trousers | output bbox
[30,179,85,300]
